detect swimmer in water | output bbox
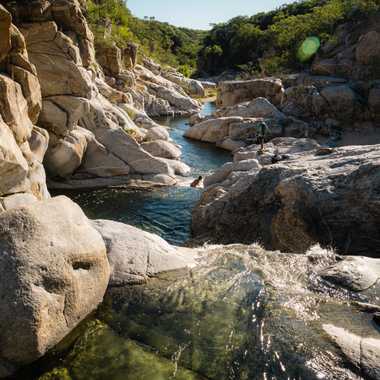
[190,176,203,188]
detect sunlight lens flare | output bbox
[297,36,320,62]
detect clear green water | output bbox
[15,246,377,380]
[62,102,230,245]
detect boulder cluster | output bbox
[186,17,380,152]
[0,0,205,192]
[192,137,380,255]
[189,15,380,258]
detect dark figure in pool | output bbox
[191,176,203,188]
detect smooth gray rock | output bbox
[0,118,29,195]
[91,219,197,286]
[1,193,38,210]
[216,97,285,119]
[141,140,182,159]
[319,256,380,292]
[323,324,380,380]
[0,196,110,377]
[184,117,242,143]
[145,126,170,141]
[217,78,284,107]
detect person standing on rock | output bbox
[257,121,270,153]
[191,176,203,188]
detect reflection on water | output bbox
[65,188,200,246]
[64,102,230,245]
[149,102,229,179]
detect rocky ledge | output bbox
[192,137,380,256]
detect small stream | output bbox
[12,103,379,380]
[63,101,230,245]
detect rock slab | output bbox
[0,196,110,377]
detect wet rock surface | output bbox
[20,244,379,380]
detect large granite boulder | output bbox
[310,16,380,81]
[162,70,205,97]
[0,192,38,211]
[50,0,97,68]
[192,140,380,257]
[3,0,96,69]
[145,81,201,113]
[0,117,29,195]
[91,220,197,286]
[44,127,87,178]
[80,97,172,175]
[95,43,123,77]
[184,117,243,143]
[39,95,90,137]
[78,131,130,178]
[0,5,11,63]
[5,26,42,124]
[281,85,328,119]
[0,6,48,201]
[217,78,284,108]
[323,324,380,380]
[185,114,309,152]
[0,196,110,377]
[20,21,92,98]
[141,140,182,159]
[320,85,361,121]
[319,256,380,292]
[134,63,202,116]
[28,126,49,163]
[145,126,170,141]
[0,73,33,144]
[216,97,285,119]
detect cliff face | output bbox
[0,0,203,193]
[0,4,49,208]
[0,2,204,375]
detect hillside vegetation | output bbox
[197,0,380,76]
[86,0,379,78]
[86,0,206,76]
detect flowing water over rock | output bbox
[16,245,379,380]
[61,102,230,245]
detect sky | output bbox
[128,0,294,30]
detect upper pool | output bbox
[63,102,231,245]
